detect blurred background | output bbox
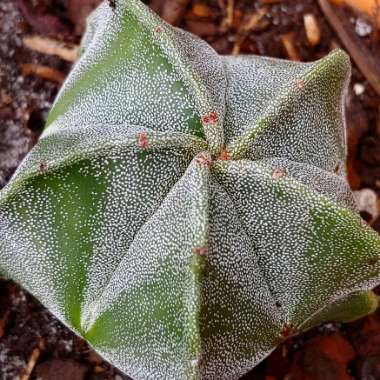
[0,0,380,379]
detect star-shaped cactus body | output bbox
[0,1,380,379]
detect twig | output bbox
[303,13,321,47]
[280,32,302,61]
[222,0,234,29]
[232,8,267,55]
[318,0,380,96]
[21,63,66,83]
[240,8,267,34]
[23,35,79,62]
[20,341,44,380]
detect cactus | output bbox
[0,0,380,379]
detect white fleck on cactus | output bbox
[0,1,380,379]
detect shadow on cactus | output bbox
[0,0,380,379]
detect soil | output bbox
[0,0,380,379]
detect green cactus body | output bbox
[0,1,380,379]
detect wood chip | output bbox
[190,3,213,18]
[318,0,380,96]
[93,365,105,373]
[280,32,302,61]
[87,350,103,365]
[303,13,321,47]
[21,63,66,83]
[0,92,12,107]
[23,35,79,62]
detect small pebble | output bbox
[353,83,365,96]
[353,188,379,221]
[355,17,372,37]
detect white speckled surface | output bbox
[0,1,380,379]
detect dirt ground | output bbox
[0,0,380,379]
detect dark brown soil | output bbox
[0,0,380,379]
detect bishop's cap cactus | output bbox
[0,1,380,379]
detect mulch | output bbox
[0,0,380,379]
